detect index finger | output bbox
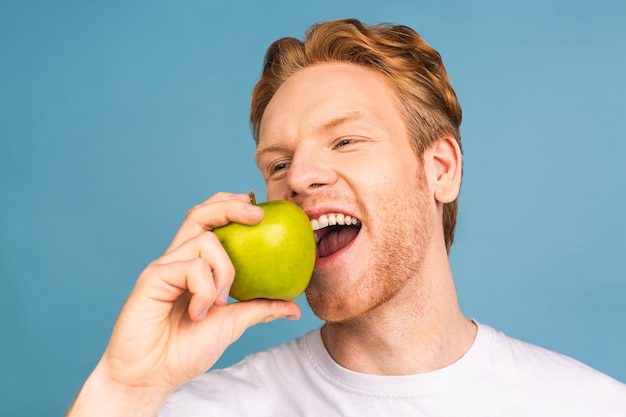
[165,192,264,254]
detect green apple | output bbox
[213,192,316,301]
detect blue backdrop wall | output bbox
[1,1,625,415]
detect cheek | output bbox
[343,154,408,191]
[371,160,430,220]
[365,159,422,199]
[264,182,288,201]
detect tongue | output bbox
[317,227,359,258]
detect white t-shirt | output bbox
[159,322,626,416]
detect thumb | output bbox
[227,299,302,343]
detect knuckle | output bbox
[213,191,231,200]
[198,230,218,246]
[140,261,159,277]
[190,257,211,275]
[136,261,160,286]
[196,232,221,257]
[185,204,203,221]
[204,192,234,206]
[223,261,235,280]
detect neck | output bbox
[321,249,476,376]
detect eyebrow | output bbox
[254,143,289,166]
[316,111,365,133]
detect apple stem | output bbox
[249,190,257,206]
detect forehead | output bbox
[258,62,401,145]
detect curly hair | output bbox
[250,18,463,252]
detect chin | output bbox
[305,286,346,322]
[305,281,374,324]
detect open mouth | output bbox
[311,213,361,259]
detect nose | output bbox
[286,146,337,199]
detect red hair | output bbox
[250,19,463,252]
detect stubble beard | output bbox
[306,166,434,324]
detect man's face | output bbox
[255,62,435,323]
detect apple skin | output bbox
[213,200,316,301]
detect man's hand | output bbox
[67,192,302,416]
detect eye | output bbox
[269,161,290,175]
[334,138,356,149]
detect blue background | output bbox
[1,1,625,415]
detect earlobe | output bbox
[432,136,462,204]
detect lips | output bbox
[310,213,361,258]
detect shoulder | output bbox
[477,322,626,410]
[484,323,615,378]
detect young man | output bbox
[67,19,626,416]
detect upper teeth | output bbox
[311,213,359,231]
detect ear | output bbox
[431,136,462,204]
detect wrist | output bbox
[66,359,172,417]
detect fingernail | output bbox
[284,315,299,321]
[218,289,230,304]
[198,308,208,320]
